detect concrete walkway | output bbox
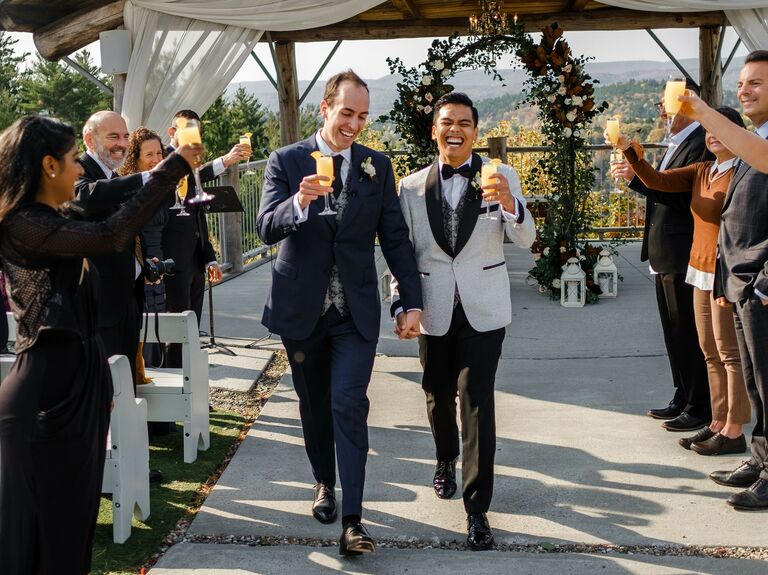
[152,243,768,574]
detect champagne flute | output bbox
[662,77,686,146]
[176,176,191,216]
[240,132,257,176]
[605,117,623,193]
[609,150,623,194]
[177,118,213,204]
[311,151,337,216]
[479,159,502,221]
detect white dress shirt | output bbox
[293,131,351,224]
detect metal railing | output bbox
[205,142,666,272]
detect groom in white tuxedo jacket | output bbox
[392,92,535,550]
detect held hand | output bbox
[207,262,222,284]
[222,143,252,167]
[176,143,205,170]
[144,257,162,285]
[715,296,732,309]
[394,311,407,337]
[297,175,333,210]
[481,172,515,214]
[677,89,710,121]
[401,310,421,340]
[611,159,635,181]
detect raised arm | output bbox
[6,153,192,265]
[621,143,698,194]
[72,172,145,217]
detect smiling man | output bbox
[257,70,422,555]
[392,92,535,550]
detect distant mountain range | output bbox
[226,56,744,118]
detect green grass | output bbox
[89,410,247,575]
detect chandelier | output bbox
[468,0,509,36]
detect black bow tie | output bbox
[441,163,474,180]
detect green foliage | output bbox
[0,32,28,131]
[18,50,112,136]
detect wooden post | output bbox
[112,73,126,113]
[222,164,243,274]
[487,136,508,161]
[274,41,300,146]
[700,26,723,107]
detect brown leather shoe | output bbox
[692,433,747,456]
[679,427,715,450]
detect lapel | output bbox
[424,162,454,258]
[337,143,364,234]
[454,153,484,256]
[79,152,110,180]
[663,127,698,170]
[722,159,751,213]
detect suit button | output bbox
[195,232,200,238]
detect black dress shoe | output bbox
[727,478,768,510]
[312,483,337,524]
[647,401,683,420]
[339,520,375,555]
[467,513,494,551]
[433,459,457,500]
[149,469,163,483]
[710,461,762,488]
[662,412,708,432]
[679,427,715,450]
[691,433,747,456]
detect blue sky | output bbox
[8,27,746,82]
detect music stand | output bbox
[201,186,243,356]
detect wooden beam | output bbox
[700,26,723,107]
[264,10,726,42]
[390,0,421,18]
[567,0,592,11]
[33,0,125,61]
[274,41,300,146]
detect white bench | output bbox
[139,310,210,463]
[103,354,151,543]
[0,332,150,544]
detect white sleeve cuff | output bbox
[500,198,520,224]
[212,157,226,177]
[293,193,309,224]
[755,288,768,301]
[206,261,218,268]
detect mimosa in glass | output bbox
[178,118,213,204]
[479,158,502,220]
[662,78,687,145]
[312,151,337,216]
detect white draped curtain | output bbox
[599,1,768,51]
[122,0,384,133]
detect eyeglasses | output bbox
[655,101,664,110]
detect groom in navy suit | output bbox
[257,70,422,555]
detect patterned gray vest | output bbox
[441,186,469,307]
[322,166,353,317]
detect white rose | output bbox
[572,95,583,106]
[421,74,433,86]
[543,247,550,256]
[432,59,445,71]
[566,111,577,122]
[564,98,572,105]
[425,92,434,103]
[563,127,573,137]
[546,94,557,103]
[416,104,424,112]
[552,278,562,289]
[559,246,567,253]
[579,255,586,261]
[558,75,565,83]
[423,105,432,114]
[558,87,567,96]
[441,69,450,77]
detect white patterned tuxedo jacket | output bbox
[392,154,536,336]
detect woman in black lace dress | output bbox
[0,116,202,574]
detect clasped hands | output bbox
[394,310,421,340]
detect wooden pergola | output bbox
[1,0,731,143]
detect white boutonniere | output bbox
[360,157,377,181]
[471,172,482,191]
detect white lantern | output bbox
[593,249,618,298]
[560,257,586,307]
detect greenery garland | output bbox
[380,22,610,303]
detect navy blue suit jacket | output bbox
[257,136,422,342]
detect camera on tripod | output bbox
[144,257,176,283]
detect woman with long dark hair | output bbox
[0,115,202,574]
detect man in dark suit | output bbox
[73,111,148,386]
[257,70,422,555]
[616,80,713,432]
[162,110,249,367]
[708,51,768,510]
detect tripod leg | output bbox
[205,275,236,356]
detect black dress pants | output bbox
[655,272,711,419]
[164,266,205,368]
[418,303,505,514]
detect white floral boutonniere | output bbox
[468,171,483,200]
[360,157,377,182]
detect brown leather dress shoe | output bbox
[727,478,768,510]
[710,461,762,488]
[679,427,715,450]
[691,433,747,456]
